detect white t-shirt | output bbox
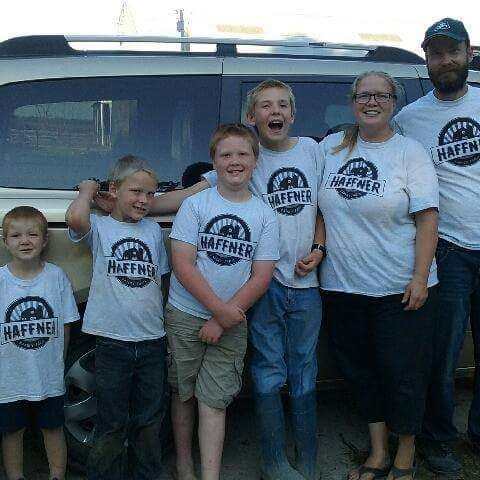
[317,132,439,296]
[203,137,321,288]
[0,262,79,403]
[70,215,170,341]
[168,187,279,319]
[394,86,480,249]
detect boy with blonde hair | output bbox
[144,81,325,480]
[1,206,79,480]
[66,155,170,480]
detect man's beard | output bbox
[428,62,469,94]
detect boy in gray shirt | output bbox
[66,155,170,480]
[166,124,279,480]
[1,206,79,480]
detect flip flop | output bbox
[389,464,416,479]
[351,464,391,479]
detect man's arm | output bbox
[295,211,326,276]
[65,180,99,236]
[402,207,438,311]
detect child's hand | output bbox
[295,250,324,277]
[78,179,100,199]
[94,191,116,213]
[198,318,224,344]
[215,304,246,329]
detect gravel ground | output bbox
[1,379,479,480]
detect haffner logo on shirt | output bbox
[264,167,312,216]
[1,297,58,350]
[326,158,385,199]
[107,237,157,288]
[199,214,255,266]
[430,117,480,166]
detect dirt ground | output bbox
[1,379,479,480]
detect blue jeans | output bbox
[248,278,322,398]
[421,238,480,444]
[88,336,168,480]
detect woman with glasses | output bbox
[317,71,439,480]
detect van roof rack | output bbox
[0,34,425,64]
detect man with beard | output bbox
[394,18,480,478]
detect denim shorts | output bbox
[0,395,65,433]
[165,303,247,409]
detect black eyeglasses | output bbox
[353,92,396,104]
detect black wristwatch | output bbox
[311,243,327,256]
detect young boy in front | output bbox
[66,155,170,480]
[166,123,279,480]
[0,206,79,480]
[146,81,325,480]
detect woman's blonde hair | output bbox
[332,71,400,155]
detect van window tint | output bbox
[0,76,220,189]
[242,80,406,142]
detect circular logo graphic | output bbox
[438,117,480,166]
[337,158,378,199]
[5,296,54,350]
[111,237,153,288]
[267,167,309,216]
[203,214,251,266]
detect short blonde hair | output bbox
[245,79,296,117]
[209,123,259,160]
[2,206,48,238]
[109,154,157,185]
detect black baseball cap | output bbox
[422,18,469,49]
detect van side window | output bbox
[0,76,220,190]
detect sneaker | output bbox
[417,440,462,474]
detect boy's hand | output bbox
[198,318,224,344]
[215,304,246,329]
[295,249,324,277]
[78,179,100,199]
[94,191,116,213]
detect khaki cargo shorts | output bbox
[164,303,247,409]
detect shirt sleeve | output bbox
[202,169,218,187]
[404,139,439,214]
[59,269,80,324]
[253,207,280,261]
[68,213,95,248]
[169,197,201,247]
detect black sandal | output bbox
[353,464,391,479]
[389,464,416,479]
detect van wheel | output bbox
[64,338,97,472]
[64,337,173,473]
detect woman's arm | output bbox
[402,207,438,311]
